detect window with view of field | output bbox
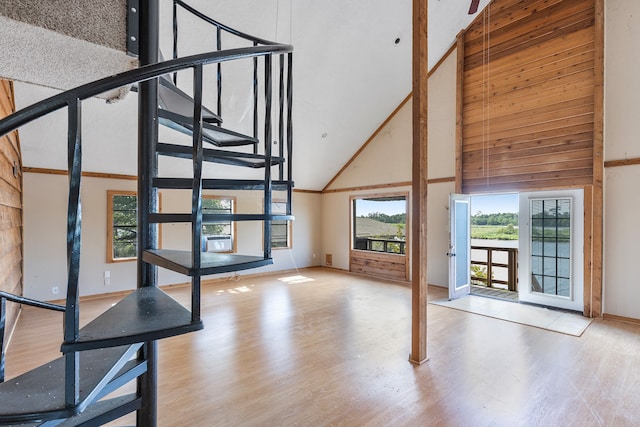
[471,193,519,240]
[470,193,519,290]
[352,195,406,255]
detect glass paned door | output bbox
[449,194,471,300]
[530,198,572,297]
[518,189,583,311]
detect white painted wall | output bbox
[23,172,321,301]
[425,53,458,287]
[602,0,640,319]
[23,173,138,301]
[322,53,457,287]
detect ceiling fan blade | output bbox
[469,0,480,14]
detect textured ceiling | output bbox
[12,0,490,190]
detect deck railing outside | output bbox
[470,245,518,291]
[354,237,406,255]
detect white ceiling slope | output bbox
[13,0,490,191]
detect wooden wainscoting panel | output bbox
[350,250,409,282]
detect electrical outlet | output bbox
[104,270,111,286]
[52,286,59,295]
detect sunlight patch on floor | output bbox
[215,285,254,295]
[278,275,315,284]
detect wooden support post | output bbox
[508,250,518,292]
[486,249,493,289]
[455,32,465,195]
[591,0,604,318]
[410,0,428,365]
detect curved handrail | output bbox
[174,0,280,47]
[0,44,292,139]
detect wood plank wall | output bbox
[350,250,409,282]
[0,79,23,345]
[459,0,596,193]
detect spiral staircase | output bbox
[0,1,293,425]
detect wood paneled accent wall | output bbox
[350,250,409,282]
[458,0,596,193]
[0,79,23,345]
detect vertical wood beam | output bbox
[591,0,604,317]
[410,0,428,365]
[583,185,593,317]
[455,32,465,194]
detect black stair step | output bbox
[143,249,273,276]
[152,177,293,191]
[60,287,203,353]
[159,109,259,148]
[149,212,294,224]
[53,394,141,427]
[156,143,283,168]
[158,76,221,124]
[0,345,142,424]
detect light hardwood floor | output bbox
[5,268,640,426]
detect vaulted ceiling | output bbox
[12,0,490,190]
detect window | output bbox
[352,195,407,255]
[107,191,137,262]
[530,198,571,297]
[271,200,291,249]
[202,196,236,253]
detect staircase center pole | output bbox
[137,0,159,425]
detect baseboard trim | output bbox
[603,313,640,325]
[43,267,325,304]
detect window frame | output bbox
[107,190,138,263]
[270,199,292,250]
[350,193,408,256]
[202,195,237,253]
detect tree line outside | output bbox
[471,212,518,240]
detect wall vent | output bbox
[325,254,333,266]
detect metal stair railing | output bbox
[172,0,295,240]
[172,0,294,182]
[0,42,292,422]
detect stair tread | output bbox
[143,249,273,276]
[61,287,203,353]
[152,177,294,191]
[158,76,221,124]
[159,110,258,147]
[0,345,140,424]
[55,394,141,427]
[156,142,283,168]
